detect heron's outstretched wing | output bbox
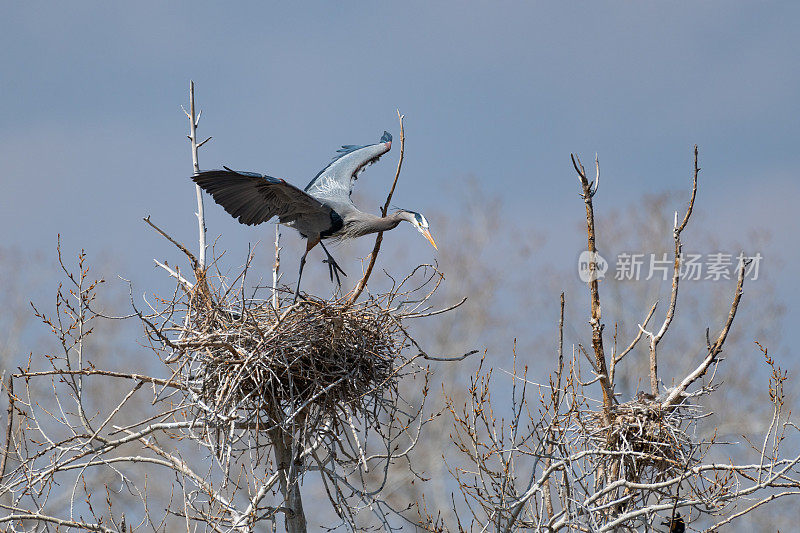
[304,131,392,204]
[193,168,330,226]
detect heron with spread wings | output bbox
[192,131,437,301]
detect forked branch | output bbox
[644,145,700,394]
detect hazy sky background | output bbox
[2,3,799,363]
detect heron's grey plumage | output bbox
[336,211,408,240]
[304,131,394,205]
[191,131,436,301]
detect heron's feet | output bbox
[322,254,347,287]
[292,287,310,304]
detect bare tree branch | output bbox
[187,80,208,269]
[348,110,406,305]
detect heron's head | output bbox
[397,209,438,250]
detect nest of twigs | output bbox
[180,288,410,432]
[589,394,692,479]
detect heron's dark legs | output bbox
[319,241,347,287]
[293,239,317,303]
[293,239,346,303]
[293,250,308,303]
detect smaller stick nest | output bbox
[182,292,409,429]
[589,394,692,479]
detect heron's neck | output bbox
[347,212,405,237]
[373,212,406,232]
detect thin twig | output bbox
[348,110,405,305]
[143,215,198,269]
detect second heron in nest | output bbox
[192,131,438,301]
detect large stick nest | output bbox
[161,264,451,436]
[187,294,405,427]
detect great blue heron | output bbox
[192,131,437,301]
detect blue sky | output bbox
[2,2,798,360]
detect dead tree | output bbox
[0,88,474,532]
[427,147,800,531]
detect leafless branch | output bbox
[348,110,405,305]
[571,153,613,423]
[187,80,208,269]
[661,259,746,409]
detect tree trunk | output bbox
[271,430,307,533]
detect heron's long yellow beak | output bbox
[421,228,438,250]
